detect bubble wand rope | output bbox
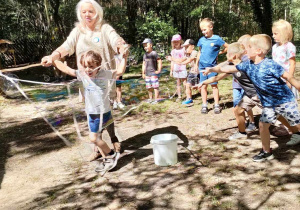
[0,72,72,146]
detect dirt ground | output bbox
[0,65,300,210]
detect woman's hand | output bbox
[41,56,53,67]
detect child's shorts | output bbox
[145,75,159,89]
[173,70,187,79]
[238,95,262,111]
[260,101,300,126]
[88,111,114,133]
[233,88,244,107]
[187,73,199,86]
[116,76,123,87]
[199,71,218,85]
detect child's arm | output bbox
[195,50,201,71]
[155,58,162,74]
[170,61,174,77]
[282,71,300,91]
[219,42,228,55]
[142,61,146,79]
[53,60,76,77]
[286,57,296,88]
[177,57,195,65]
[198,73,229,88]
[202,61,230,75]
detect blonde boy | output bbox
[205,34,300,162]
[195,18,228,114]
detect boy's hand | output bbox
[155,71,160,74]
[166,55,172,61]
[41,56,53,67]
[202,67,211,76]
[196,82,204,91]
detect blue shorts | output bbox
[88,111,114,133]
[260,101,300,126]
[199,71,218,85]
[233,88,244,107]
[116,76,123,87]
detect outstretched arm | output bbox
[202,61,229,75]
[198,73,229,88]
[282,71,300,91]
[53,60,76,77]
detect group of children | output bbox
[49,17,300,174]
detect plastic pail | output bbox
[150,133,178,166]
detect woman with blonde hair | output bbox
[41,0,127,158]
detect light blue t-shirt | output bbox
[197,35,225,69]
[236,58,294,107]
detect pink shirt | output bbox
[272,42,296,72]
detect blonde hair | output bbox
[80,50,102,68]
[227,42,245,57]
[238,34,251,46]
[249,34,272,55]
[76,0,104,31]
[199,18,214,27]
[272,19,293,44]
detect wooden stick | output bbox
[0,63,42,73]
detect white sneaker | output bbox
[113,101,118,110]
[117,102,125,110]
[228,131,247,140]
[286,134,300,146]
[245,123,257,132]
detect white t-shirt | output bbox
[272,42,296,72]
[76,69,114,114]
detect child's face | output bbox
[272,28,281,43]
[143,43,152,52]
[247,43,258,60]
[172,40,181,48]
[200,23,213,38]
[83,62,99,77]
[185,45,194,54]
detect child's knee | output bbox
[211,84,218,89]
[89,132,99,144]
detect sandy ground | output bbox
[0,65,300,210]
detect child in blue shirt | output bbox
[205,34,300,162]
[196,18,228,114]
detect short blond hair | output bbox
[227,42,245,57]
[199,18,214,27]
[238,34,251,46]
[249,34,272,55]
[272,19,293,44]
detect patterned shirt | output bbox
[236,58,294,107]
[272,42,296,72]
[171,48,186,72]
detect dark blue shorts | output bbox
[88,111,114,133]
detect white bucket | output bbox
[150,133,178,166]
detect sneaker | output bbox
[286,133,300,146]
[117,102,125,110]
[245,123,257,132]
[182,98,193,105]
[201,106,208,114]
[214,104,221,114]
[95,152,120,172]
[113,101,118,110]
[228,131,247,140]
[252,149,274,162]
[87,151,102,162]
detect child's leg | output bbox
[234,106,247,133]
[211,84,219,105]
[154,88,159,101]
[259,122,271,152]
[148,88,153,100]
[176,78,182,98]
[247,110,255,123]
[186,83,192,99]
[116,86,122,103]
[201,84,208,104]
[89,132,111,157]
[105,122,122,153]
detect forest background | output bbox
[0,0,300,67]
